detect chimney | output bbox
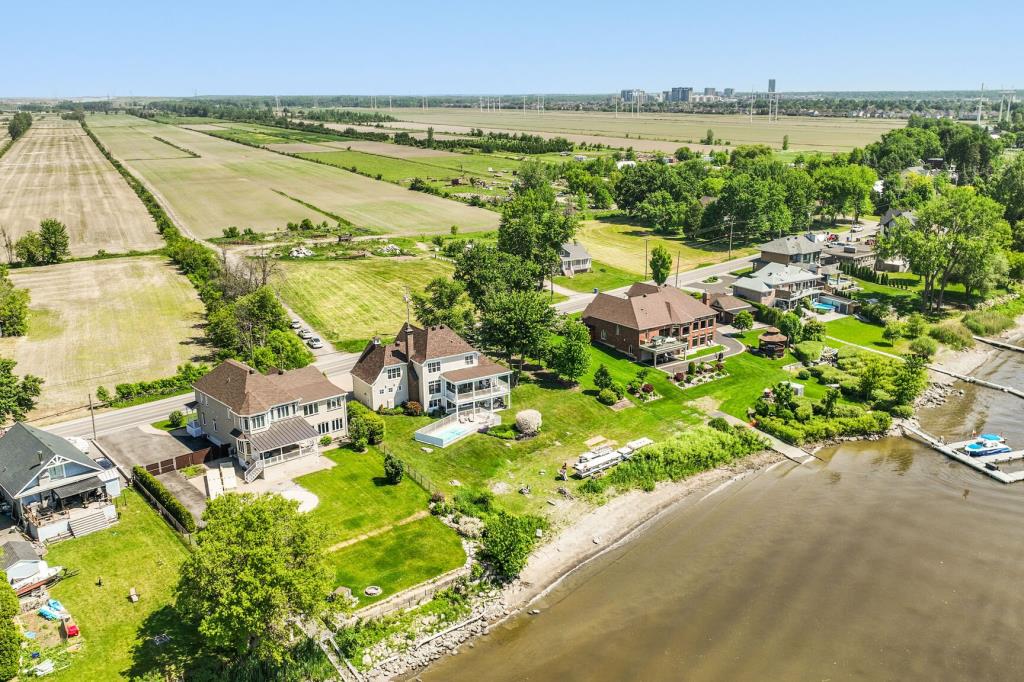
[36,450,44,465]
[248,368,256,375]
[405,323,414,358]
[372,336,380,346]
[701,291,709,305]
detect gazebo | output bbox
[758,327,788,359]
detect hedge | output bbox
[348,402,385,444]
[133,466,198,533]
[757,411,892,446]
[792,340,824,364]
[106,362,209,406]
[0,582,18,681]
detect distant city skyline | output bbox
[4,0,1022,98]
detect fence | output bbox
[143,447,215,476]
[131,478,194,545]
[385,450,441,496]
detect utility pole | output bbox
[88,393,98,441]
[728,217,734,260]
[675,250,681,287]
[644,239,649,280]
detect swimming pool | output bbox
[814,302,836,312]
[414,421,476,448]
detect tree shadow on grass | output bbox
[126,604,202,680]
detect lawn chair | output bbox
[129,587,139,603]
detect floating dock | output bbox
[901,424,1024,483]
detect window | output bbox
[464,354,475,366]
[428,380,442,395]
[379,389,385,395]
[45,463,65,480]
[386,367,401,380]
[326,397,341,410]
[273,405,290,419]
[429,398,441,409]
[600,329,607,341]
[303,403,319,416]
[426,360,441,374]
[330,418,344,432]
[201,413,207,426]
[212,419,218,433]
[317,422,330,435]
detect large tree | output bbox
[176,493,330,670]
[38,219,70,264]
[989,152,1024,224]
[479,289,555,367]
[550,318,591,384]
[649,244,672,285]
[412,277,476,336]
[454,244,541,307]
[497,187,577,287]
[0,267,29,337]
[879,186,1010,310]
[0,358,42,424]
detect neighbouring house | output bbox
[753,233,826,271]
[558,242,592,276]
[732,262,825,310]
[879,208,916,234]
[702,292,755,325]
[823,241,877,269]
[2,539,43,587]
[352,323,512,416]
[190,360,347,482]
[582,283,718,365]
[0,423,121,542]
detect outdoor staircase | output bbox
[243,459,264,484]
[69,511,112,538]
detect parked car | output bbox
[850,225,864,233]
[290,319,301,329]
[307,337,323,349]
[298,328,313,339]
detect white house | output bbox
[352,323,512,416]
[558,242,592,275]
[0,423,121,542]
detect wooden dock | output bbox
[900,424,1024,484]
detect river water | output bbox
[422,345,1024,682]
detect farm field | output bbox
[297,148,519,185]
[86,114,499,238]
[276,256,454,351]
[0,257,207,418]
[573,217,758,276]
[0,117,161,256]
[370,108,904,152]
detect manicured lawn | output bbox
[825,316,910,354]
[45,490,191,681]
[276,256,455,351]
[377,344,701,517]
[325,516,465,606]
[552,260,640,293]
[298,449,431,546]
[677,331,830,418]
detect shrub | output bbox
[641,383,654,394]
[168,410,184,428]
[483,511,544,578]
[708,417,731,433]
[909,336,938,358]
[319,435,333,447]
[929,320,975,350]
[673,372,686,382]
[95,385,111,404]
[687,361,696,376]
[515,410,543,435]
[404,401,423,417]
[889,404,914,418]
[383,452,405,484]
[133,466,197,533]
[796,369,811,380]
[904,313,927,338]
[962,311,1013,336]
[597,388,617,405]
[486,423,517,440]
[610,382,626,399]
[593,364,613,390]
[349,402,385,444]
[793,341,824,364]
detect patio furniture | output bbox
[129,587,139,603]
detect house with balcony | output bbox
[732,262,826,310]
[558,242,592,276]
[582,283,717,366]
[0,423,121,542]
[351,323,512,416]
[753,233,826,271]
[190,360,347,482]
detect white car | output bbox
[298,328,313,340]
[289,319,301,329]
[850,225,864,232]
[307,337,324,349]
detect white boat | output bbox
[12,564,63,596]
[574,450,624,478]
[961,433,1011,457]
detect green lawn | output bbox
[298,449,432,546]
[552,260,640,293]
[45,491,191,681]
[377,344,702,517]
[677,331,829,418]
[276,256,455,351]
[825,316,909,354]
[325,516,465,606]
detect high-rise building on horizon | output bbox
[620,89,646,104]
[768,78,776,93]
[723,88,735,97]
[669,86,692,102]
[703,87,716,96]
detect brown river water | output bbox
[420,346,1024,682]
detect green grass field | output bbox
[573,217,758,277]
[87,114,499,238]
[376,343,702,519]
[45,491,191,681]
[553,260,640,292]
[276,257,454,351]
[825,316,910,354]
[298,449,432,546]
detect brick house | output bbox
[582,283,717,365]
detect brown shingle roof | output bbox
[194,359,342,415]
[441,359,509,383]
[583,284,716,332]
[351,323,479,384]
[708,293,754,312]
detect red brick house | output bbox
[582,283,718,365]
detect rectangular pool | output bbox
[414,421,477,448]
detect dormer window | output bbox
[386,367,402,380]
[426,360,441,374]
[46,463,65,481]
[244,414,266,431]
[465,354,475,366]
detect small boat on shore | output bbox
[961,434,1012,457]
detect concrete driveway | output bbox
[96,426,209,472]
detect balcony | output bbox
[775,286,823,301]
[444,381,510,403]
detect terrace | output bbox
[442,371,512,413]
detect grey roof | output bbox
[52,475,104,500]
[1,540,38,569]
[0,423,100,498]
[560,242,591,260]
[245,417,319,454]
[758,234,824,257]
[734,262,821,292]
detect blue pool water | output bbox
[414,421,475,448]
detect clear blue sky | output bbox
[7,0,1022,97]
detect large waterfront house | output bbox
[558,242,592,276]
[0,423,121,542]
[190,360,347,482]
[582,283,718,365]
[352,323,512,416]
[752,233,826,271]
[732,262,826,310]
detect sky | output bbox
[6,0,1023,98]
